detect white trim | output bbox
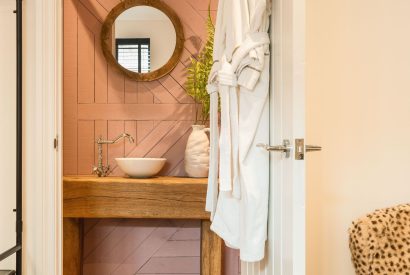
[243,0,307,274]
[23,0,62,274]
[269,0,306,274]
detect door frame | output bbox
[241,0,306,274]
[22,0,305,274]
[23,0,63,274]
[269,0,306,274]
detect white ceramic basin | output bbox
[115,158,166,178]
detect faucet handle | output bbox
[92,165,101,177]
[102,165,111,177]
[92,165,111,177]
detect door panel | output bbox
[270,0,306,274]
[0,0,17,271]
[244,0,306,274]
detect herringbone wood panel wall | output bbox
[63,0,240,274]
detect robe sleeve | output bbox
[236,0,271,91]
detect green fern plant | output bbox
[186,7,214,124]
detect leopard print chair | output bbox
[349,204,410,275]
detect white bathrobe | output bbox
[206,0,271,262]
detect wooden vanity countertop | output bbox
[63,176,210,220]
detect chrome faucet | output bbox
[93,133,135,177]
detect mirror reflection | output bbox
[113,6,177,73]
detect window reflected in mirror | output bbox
[101,2,183,81]
[113,6,176,72]
[116,38,150,73]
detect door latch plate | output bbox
[295,138,304,160]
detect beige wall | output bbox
[0,0,16,270]
[307,0,410,274]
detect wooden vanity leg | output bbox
[63,218,82,275]
[201,220,223,275]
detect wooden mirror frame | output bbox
[101,0,184,81]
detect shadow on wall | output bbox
[64,0,213,178]
[64,0,240,275]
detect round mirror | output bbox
[101,0,184,81]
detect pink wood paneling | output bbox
[78,0,108,22]
[160,130,191,175]
[159,74,194,103]
[185,0,219,11]
[145,121,192,158]
[107,120,125,176]
[107,66,125,103]
[94,120,108,166]
[180,49,194,67]
[96,0,119,12]
[124,78,138,103]
[83,219,100,235]
[98,220,160,263]
[154,240,200,257]
[124,121,137,153]
[138,257,200,274]
[109,222,180,275]
[95,35,108,103]
[77,121,95,174]
[142,81,178,103]
[136,121,154,143]
[63,0,240,274]
[137,82,154,103]
[77,0,102,34]
[170,62,189,87]
[83,219,121,257]
[77,103,196,120]
[225,246,241,275]
[63,0,78,175]
[78,20,95,103]
[167,0,207,39]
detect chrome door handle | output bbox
[257,139,292,158]
[306,145,322,152]
[258,139,322,160]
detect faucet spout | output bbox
[97,133,135,145]
[93,132,135,177]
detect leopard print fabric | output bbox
[349,204,410,275]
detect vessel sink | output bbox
[115,158,166,178]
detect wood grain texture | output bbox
[201,220,223,275]
[63,218,83,275]
[62,0,239,274]
[62,177,224,275]
[63,176,210,219]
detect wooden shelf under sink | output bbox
[63,176,210,219]
[63,176,222,275]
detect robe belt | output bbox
[231,32,270,70]
[205,83,219,219]
[217,62,240,198]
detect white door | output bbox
[241,0,310,274]
[266,0,313,273]
[268,0,308,274]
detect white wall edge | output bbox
[23,0,62,274]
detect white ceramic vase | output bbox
[184,125,210,178]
